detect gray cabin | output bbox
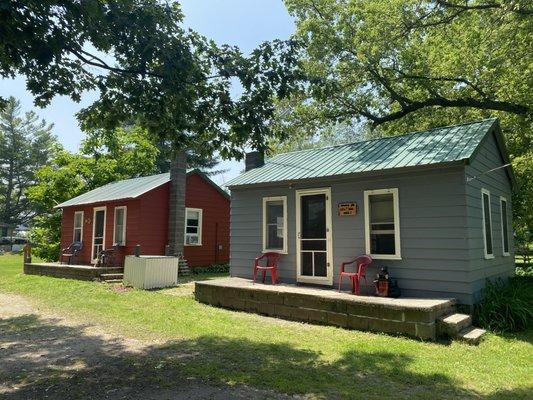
[226,119,515,306]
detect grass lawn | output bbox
[1,254,532,399]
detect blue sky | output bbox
[0,0,295,186]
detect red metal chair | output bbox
[338,255,373,295]
[253,252,280,284]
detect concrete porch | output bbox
[195,278,485,343]
[23,262,124,282]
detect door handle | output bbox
[297,232,301,239]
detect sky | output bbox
[0,0,295,186]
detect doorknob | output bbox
[297,232,301,239]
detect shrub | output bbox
[28,226,60,262]
[192,264,229,274]
[474,276,533,333]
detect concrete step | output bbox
[458,327,487,345]
[100,273,124,282]
[437,313,472,336]
[102,279,123,284]
[97,267,124,274]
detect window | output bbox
[500,197,510,256]
[73,211,83,243]
[263,196,287,253]
[481,189,493,258]
[113,206,127,246]
[364,188,401,259]
[184,208,202,246]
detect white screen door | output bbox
[92,207,106,261]
[296,188,332,285]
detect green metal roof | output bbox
[55,169,229,208]
[227,119,500,187]
[55,173,171,208]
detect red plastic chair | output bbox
[338,255,373,295]
[253,252,280,284]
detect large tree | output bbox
[278,0,532,243]
[2,0,300,255]
[282,0,531,147]
[0,97,57,230]
[27,125,160,260]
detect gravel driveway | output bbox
[0,292,301,400]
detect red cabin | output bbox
[56,170,230,268]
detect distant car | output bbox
[0,236,29,252]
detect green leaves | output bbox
[0,96,57,226]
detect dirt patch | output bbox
[0,293,305,400]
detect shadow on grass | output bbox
[0,314,530,400]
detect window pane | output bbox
[301,240,326,251]
[94,210,105,236]
[267,201,283,224]
[370,194,394,223]
[483,193,492,254]
[301,252,313,276]
[186,226,198,234]
[186,234,198,245]
[265,200,284,249]
[74,229,82,242]
[301,194,326,239]
[314,252,327,276]
[370,233,395,254]
[74,213,83,228]
[369,193,396,255]
[115,229,123,244]
[115,209,124,226]
[501,200,509,253]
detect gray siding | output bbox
[231,164,479,304]
[465,131,514,301]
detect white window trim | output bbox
[113,206,127,246]
[499,196,510,257]
[262,196,288,254]
[184,207,203,246]
[73,211,84,243]
[91,206,107,263]
[481,188,494,259]
[364,188,401,260]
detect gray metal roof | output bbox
[227,119,500,187]
[55,173,171,208]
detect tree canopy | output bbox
[280,0,532,154]
[1,0,301,157]
[0,97,57,229]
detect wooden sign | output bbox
[338,202,357,216]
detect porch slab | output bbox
[24,262,123,281]
[195,277,456,340]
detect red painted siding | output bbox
[183,173,230,267]
[59,172,230,267]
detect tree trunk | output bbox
[167,150,187,256]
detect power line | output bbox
[466,156,531,182]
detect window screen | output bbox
[369,193,396,255]
[482,191,493,256]
[185,209,202,245]
[501,198,509,254]
[73,212,83,242]
[264,198,286,251]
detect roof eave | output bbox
[227,160,466,190]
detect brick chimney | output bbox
[245,151,265,172]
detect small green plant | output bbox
[191,263,229,274]
[474,276,533,333]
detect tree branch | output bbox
[368,96,529,126]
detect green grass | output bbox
[1,254,532,399]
